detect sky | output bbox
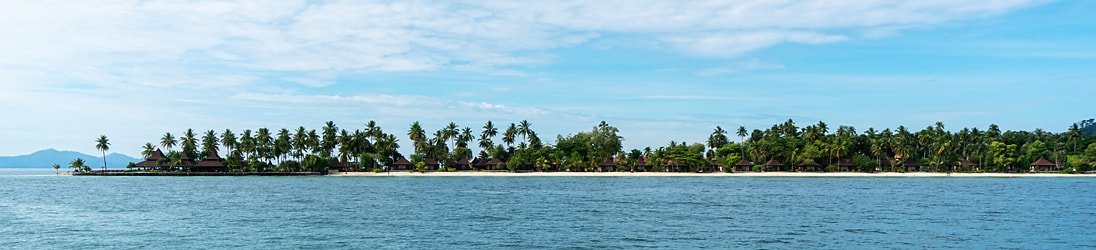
[1,0,1094,157]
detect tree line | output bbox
[98,119,1096,173]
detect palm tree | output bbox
[201,130,219,156]
[181,129,198,159]
[365,120,381,140]
[221,129,237,156]
[94,135,110,170]
[457,127,474,149]
[336,129,351,163]
[256,128,272,164]
[408,121,427,154]
[293,126,308,161]
[736,126,748,158]
[69,158,87,173]
[480,121,498,157]
[306,129,320,155]
[444,122,459,150]
[503,123,518,147]
[708,126,728,150]
[142,142,156,158]
[160,132,177,153]
[870,139,886,171]
[53,164,60,175]
[518,120,532,145]
[276,128,291,165]
[239,129,254,160]
[320,121,338,158]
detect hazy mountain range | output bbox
[0,149,140,168]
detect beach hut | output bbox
[957,159,977,172]
[880,158,898,172]
[391,157,412,171]
[455,158,471,171]
[663,160,688,172]
[132,149,167,171]
[599,158,617,172]
[1029,157,1059,172]
[330,160,350,172]
[798,160,822,172]
[422,158,440,171]
[483,158,503,171]
[901,159,920,172]
[764,159,785,172]
[636,157,651,172]
[734,159,754,172]
[836,159,855,172]
[191,150,227,172]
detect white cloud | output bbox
[695,59,785,76]
[230,92,553,119]
[0,0,1042,89]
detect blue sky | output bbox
[1,0,1094,157]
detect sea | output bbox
[2,168,1094,249]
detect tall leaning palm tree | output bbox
[95,135,110,170]
[503,123,518,148]
[480,121,498,157]
[408,121,427,154]
[736,126,748,157]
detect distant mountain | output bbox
[0,149,141,168]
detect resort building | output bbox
[763,159,785,172]
[902,159,920,172]
[391,157,412,171]
[132,149,167,171]
[191,150,227,172]
[836,159,855,172]
[734,159,753,172]
[1029,157,1060,172]
[797,160,822,172]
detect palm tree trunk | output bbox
[102,151,107,171]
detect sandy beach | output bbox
[332,171,1094,177]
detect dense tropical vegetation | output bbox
[109,119,1096,174]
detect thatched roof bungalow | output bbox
[798,159,822,172]
[764,159,785,172]
[1029,157,1059,172]
[734,159,753,172]
[191,150,227,172]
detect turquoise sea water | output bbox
[2,168,1094,249]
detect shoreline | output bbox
[332,171,1095,177]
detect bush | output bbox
[825,165,838,172]
[752,165,762,172]
[373,168,382,173]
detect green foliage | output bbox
[69,158,88,172]
[279,160,300,172]
[138,119,1096,175]
[852,154,874,172]
[414,162,426,173]
[752,165,762,172]
[988,141,1018,172]
[506,157,522,172]
[1065,155,1090,172]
